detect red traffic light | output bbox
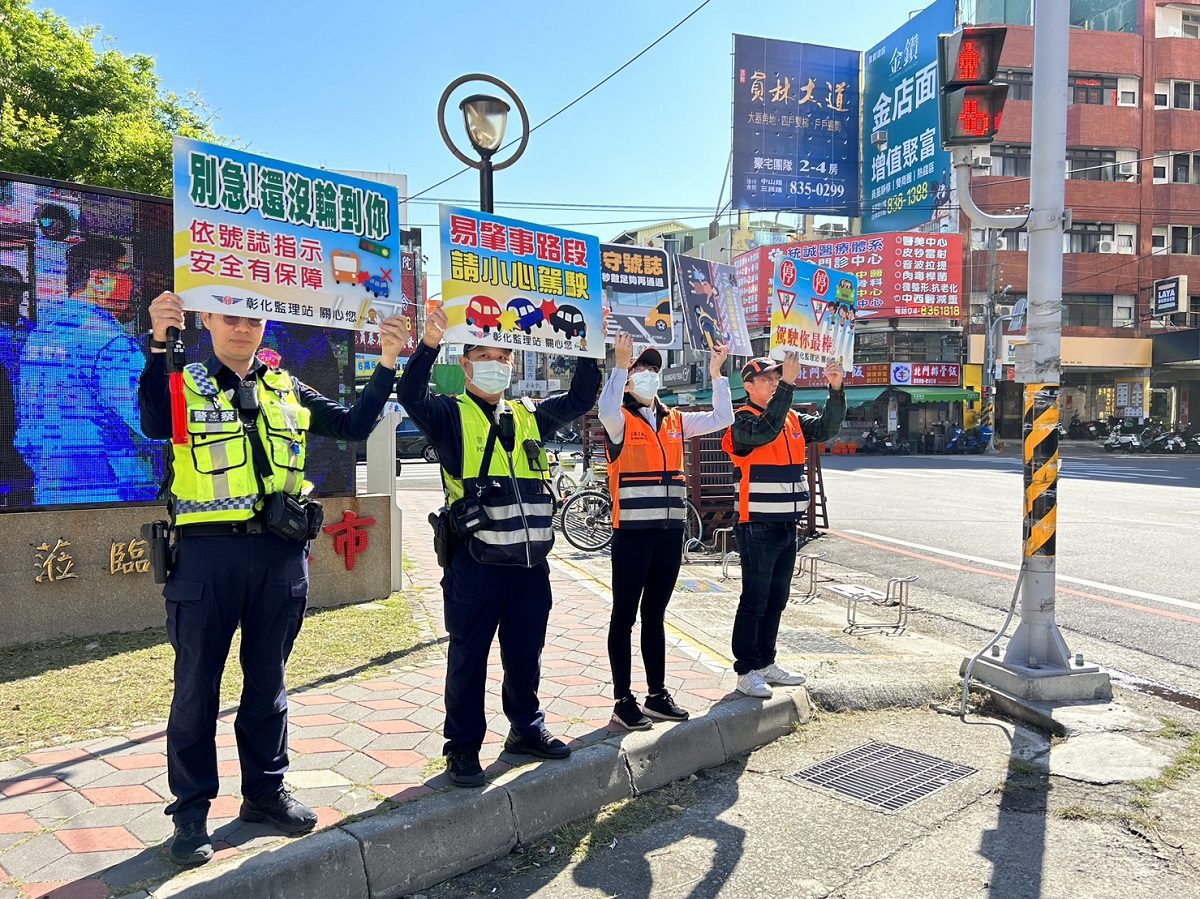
[939,26,1007,88]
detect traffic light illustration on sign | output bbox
[937,26,1008,147]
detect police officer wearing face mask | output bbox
[398,306,600,787]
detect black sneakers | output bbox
[239,786,318,835]
[611,695,653,730]
[642,690,689,721]
[503,727,571,760]
[446,747,486,788]
[169,819,213,867]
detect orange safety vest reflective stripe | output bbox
[606,406,687,529]
[721,405,809,523]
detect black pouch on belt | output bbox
[262,491,311,542]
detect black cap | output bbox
[632,347,663,370]
[740,357,782,381]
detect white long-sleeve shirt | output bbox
[598,368,734,445]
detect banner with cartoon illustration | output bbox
[675,254,753,356]
[769,256,856,368]
[172,137,404,331]
[439,206,604,359]
[601,244,680,350]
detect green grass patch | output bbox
[0,592,432,761]
[422,755,448,779]
[1134,734,1200,797]
[1054,804,1155,830]
[536,778,699,865]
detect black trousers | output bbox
[731,521,797,675]
[441,549,552,752]
[608,527,684,700]
[164,532,308,824]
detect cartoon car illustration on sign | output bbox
[332,251,361,286]
[644,300,671,332]
[466,295,503,333]
[364,275,390,299]
[549,304,586,338]
[507,297,544,334]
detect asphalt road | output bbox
[816,443,1200,702]
[363,442,1200,700]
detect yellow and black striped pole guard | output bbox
[1023,384,1059,558]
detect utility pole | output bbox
[946,5,1110,701]
[982,228,998,452]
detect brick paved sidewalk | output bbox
[0,489,737,899]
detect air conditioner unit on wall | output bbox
[1118,161,1137,178]
[972,154,993,170]
[1098,239,1116,253]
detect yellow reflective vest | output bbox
[442,395,554,567]
[170,362,311,526]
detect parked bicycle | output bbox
[558,488,703,553]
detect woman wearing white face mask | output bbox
[598,332,732,730]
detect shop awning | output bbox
[897,387,980,403]
[791,388,829,405]
[843,387,886,407]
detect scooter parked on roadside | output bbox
[859,423,885,454]
[1104,423,1138,452]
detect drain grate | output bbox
[787,741,976,810]
[776,628,866,655]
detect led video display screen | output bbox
[0,173,355,511]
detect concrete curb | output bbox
[151,687,830,898]
[151,828,369,899]
[808,676,960,712]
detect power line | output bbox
[404,0,717,206]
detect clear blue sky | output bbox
[42,0,926,278]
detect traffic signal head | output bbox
[938,26,1009,147]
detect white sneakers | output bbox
[758,662,807,686]
[736,671,772,698]
[736,663,808,698]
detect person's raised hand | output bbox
[709,344,729,379]
[825,360,845,390]
[378,315,411,368]
[614,332,634,370]
[781,352,802,386]
[149,291,185,342]
[423,306,448,349]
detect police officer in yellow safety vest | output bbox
[599,333,732,731]
[139,292,407,868]
[398,306,600,788]
[721,353,845,699]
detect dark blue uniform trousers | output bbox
[732,521,798,675]
[441,548,552,752]
[163,533,308,824]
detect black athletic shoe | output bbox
[642,690,690,721]
[503,727,571,760]
[239,786,317,835]
[611,695,653,731]
[169,819,213,867]
[446,747,486,787]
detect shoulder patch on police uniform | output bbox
[262,368,295,392]
[184,363,219,397]
[519,397,537,413]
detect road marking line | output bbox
[842,529,1200,614]
[830,530,1200,626]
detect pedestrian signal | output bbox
[937,27,1009,147]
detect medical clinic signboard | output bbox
[173,138,402,331]
[861,0,955,234]
[736,231,963,324]
[732,35,860,214]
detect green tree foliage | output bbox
[0,0,222,196]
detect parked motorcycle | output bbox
[1104,424,1137,453]
[859,423,885,454]
[883,430,912,455]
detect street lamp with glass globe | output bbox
[437,75,529,214]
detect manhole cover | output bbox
[776,628,866,655]
[787,741,976,810]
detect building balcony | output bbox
[1155,36,1200,83]
[970,176,1140,221]
[1066,103,1141,149]
[1155,108,1200,155]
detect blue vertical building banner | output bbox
[732,36,860,214]
[861,0,957,234]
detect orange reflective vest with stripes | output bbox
[606,406,687,529]
[721,405,809,524]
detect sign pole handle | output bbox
[166,326,188,446]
